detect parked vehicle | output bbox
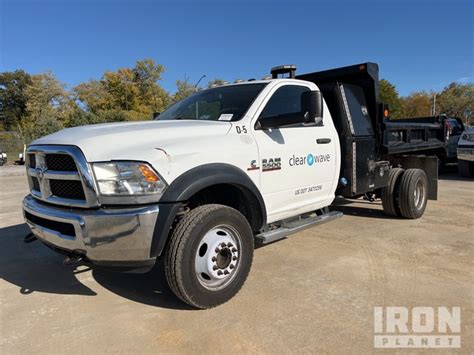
[15,145,27,165]
[23,63,445,308]
[457,127,474,177]
[445,117,465,164]
[0,149,7,166]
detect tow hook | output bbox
[23,233,37,244]
[63,255,84,268]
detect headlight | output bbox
[92,162,166,196]
[462,133,474,142]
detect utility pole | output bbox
[431,93,437,116]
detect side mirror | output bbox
[257,90,324,130]
[153,112,161,120]
[301,91,323,125]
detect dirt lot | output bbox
[1,166,473,353]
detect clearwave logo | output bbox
[289,153,331,167]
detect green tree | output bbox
[73,58,170,121]
[437,82,474,125]
[401,91,432,118]
[379,79,404,118]
[173,77,197,103]
[102,68,140,111]
[132,59,170,113]
[74,79,113,112]
[0,70,32,130]
[22,72,74,139]
[207,78,226,88]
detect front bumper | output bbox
[457,147,474,162]
[23,195,159,271]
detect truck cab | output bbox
[155,77,340,222]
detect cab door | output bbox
[252,83,339,223]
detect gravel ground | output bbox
[0,168,472,353]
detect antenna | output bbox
[194,74,207,88]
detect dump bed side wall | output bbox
[297,62,441,199]
[383,116,447,156]
[297,62,382,153]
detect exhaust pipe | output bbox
[24,233,37,244]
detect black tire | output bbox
[381,168,404,217]
[397,169,428,219]
[164,204,254,309]
[458,160,474,178]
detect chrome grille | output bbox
[26,145,99,208]
[29,154,36,168]
[31,177,40,191]
[50,180,85,200]
[46,154,77,171]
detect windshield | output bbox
[158,83,267,121]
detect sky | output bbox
[0,0,472,96]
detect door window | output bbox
[260,85,310,124]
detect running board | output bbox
[255,210,343,245]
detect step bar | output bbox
[255,209,343,244]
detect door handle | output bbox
[317,138,331,144]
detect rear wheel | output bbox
[381,168,404,217]
[164,204,254,309]
[398,169,428,219]
[458,160,474,178]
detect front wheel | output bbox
[164,204,254,309]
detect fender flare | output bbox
[150,163,267,257]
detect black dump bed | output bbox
[297,63,447,157]
[296,63,445,198]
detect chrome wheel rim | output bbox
[414,179,425,210]
[195,225,241,291]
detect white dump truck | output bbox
[23,63,445,308]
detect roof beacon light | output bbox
[271,64,297,79]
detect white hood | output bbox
[32,120,232,162]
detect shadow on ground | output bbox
[439,172,474,181]
[0,223,96,296]
[0,223,193,310]
[92,266,195,310]
[331,204,394,219]
[438,164,474,181]
[331,197,395,219]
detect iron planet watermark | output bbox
[374,306,461,348]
